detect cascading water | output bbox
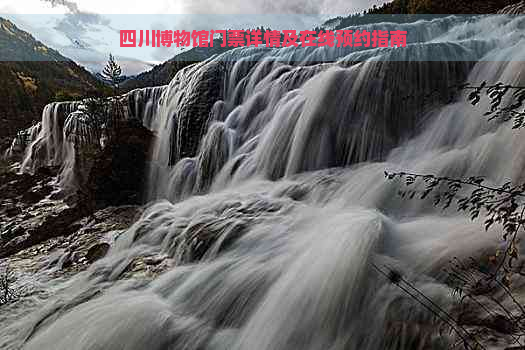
[144,16,489,201]
[2,14,525,350]
[11,86,166,192]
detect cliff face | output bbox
[0,18,103,151]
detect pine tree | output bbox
[102,53,123,94]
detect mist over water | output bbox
[3,14,525,350]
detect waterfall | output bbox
[11,86,166,191]
[2,14,525,350]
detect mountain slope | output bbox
[368,0,523,14]
[325,0,524,30]
[0,17,104,151]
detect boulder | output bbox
[85,242,111,263]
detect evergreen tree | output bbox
[102,53,123,94]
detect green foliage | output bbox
[0,17,65,62]
[52,90,83,102]
[0,61,103,150]
[102,53,124,93]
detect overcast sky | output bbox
[0,0,387,75]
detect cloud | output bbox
[40,0,79,13]
[174,0,387,15]
[54,12,113,41]
[28,0,149,74]
[40,0,116,49]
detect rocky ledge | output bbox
[0,164,173,298]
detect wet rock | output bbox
[45,249,65,268]
[70,250,83,262]
[48,190,65,201]
[20,182,53,203]
[121,255,174,280]
[21,190,45,203]
[484,314,516,334]
[4,204,22,217]
[0,166,56,201]
[459,309,516,335]
[85,242,110,263]
[86,125,153,207]
[0,204,85,258]
[144,255,165,266]
[35,166,53,177]
[57,251,73,269]
[4,233,30,253]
